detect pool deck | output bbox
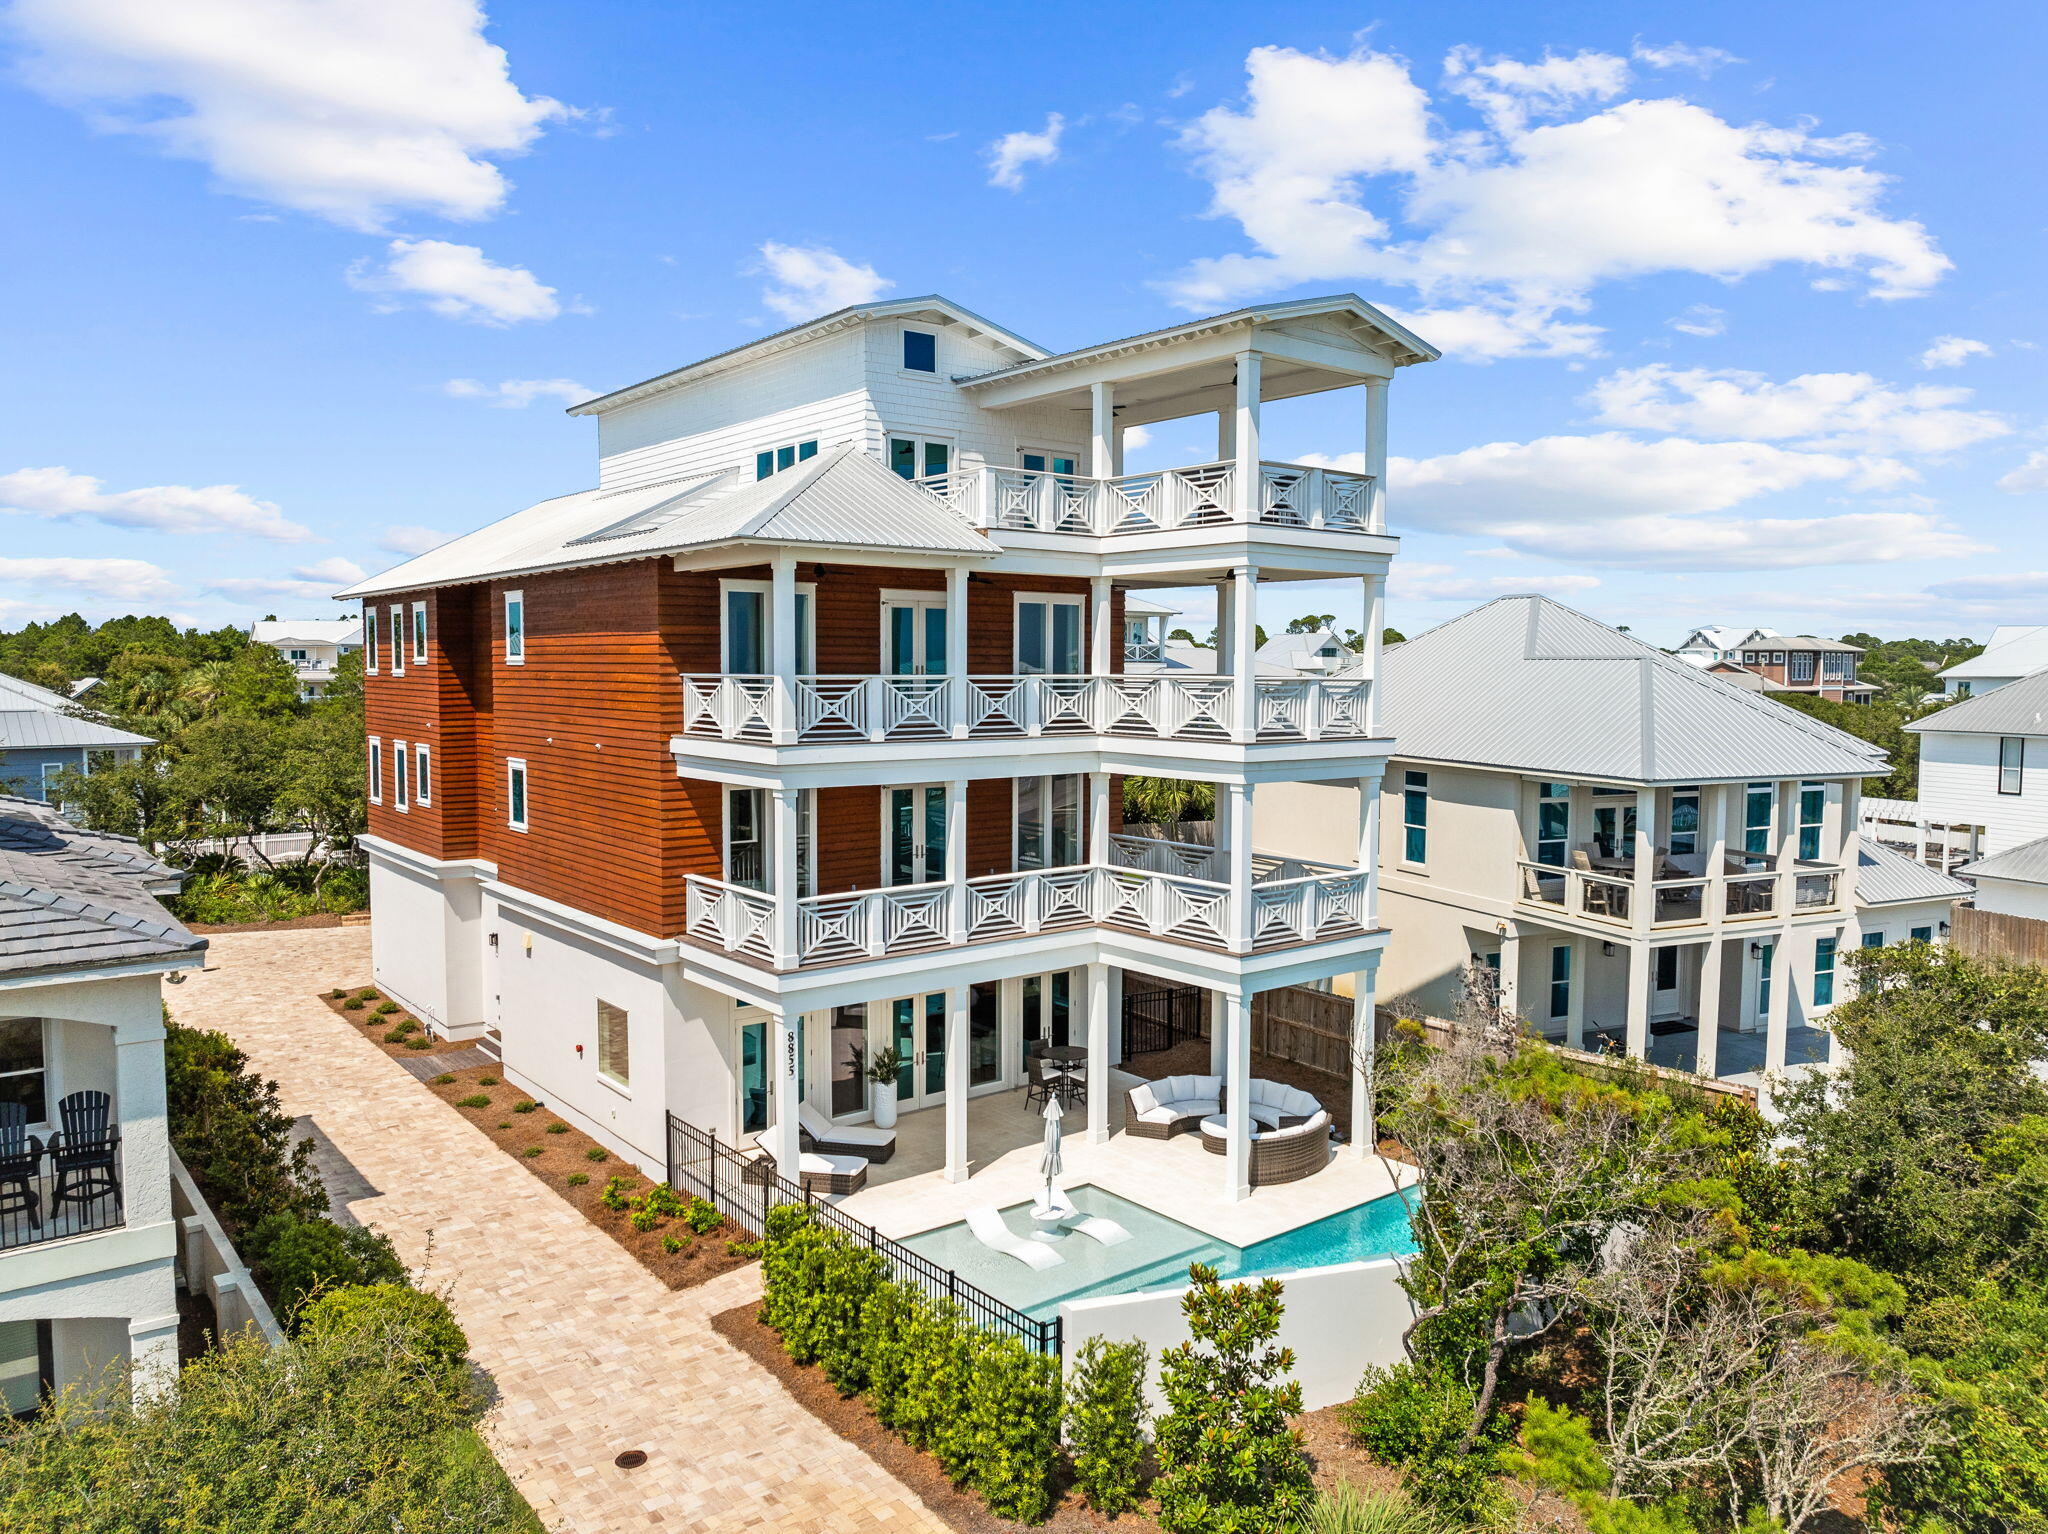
[836,1068,1418,1249]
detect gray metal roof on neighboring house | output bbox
[1959,832,2048,888]
[0,795,201,980]
[0,671,78,711]
[337,447,994,601]
[0,710,154,751]
[1855,836,1972,906]
[1938,625,2048,681]
[1381,596,1889,784]
[1903,669,2048,736]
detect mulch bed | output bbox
[319,986,452,1061]
[189,912,350,934]
[315,985,753,1293]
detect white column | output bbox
[1765,931,1795,1081]
[1349,964,1377,1156]
[1209,988,1227,1075]
[128,1314,181,1400]
[1498,926,1522,1019]
[1233,349,1262,518]
[1216,406,1235,463]
[944,986,970,1182]
[1362,573,1387,733]
[1564,938,1587,1050]
[1225,780,1256,953]
[1111,423,1127,477]
[1362,377,1390,532]
[1696,937,1724,1078]
[1090,574,1114,675]
[1707,782,1730,917]
[771,786,800,968]
[1358,774,1382,919]
[1090,381,1116,479]
[1088,771,1111,866]
[1625,945,1651,1060]
[945,563,969,739]
[115,1025,170,1232]
[770,551,798,744]
[1633,786,1658,933]
[1087,962,1113,1143]
[1224,989,1253,1201]
[768,1004,799,1174]
[945,778,969,944]
[1230,565,1259,742]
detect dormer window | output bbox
[903,330,937,372]
[755,439,819,480]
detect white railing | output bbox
[684,861,1373,967]
[1513,857,1851,927]
[1124,638,1166,663]
[915,459,1379,537]
[678,673,1372,747]
[1107,832,1351,887]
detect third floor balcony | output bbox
[914,459,1380,539]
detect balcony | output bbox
[0,1131,124,1253]
[684,834,1370,969]
[678,673,1373,747]
[1515,855,1843,930]
[915,459,1379,538]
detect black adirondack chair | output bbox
[0,1102,41,1231]
[50,1091,120,1218]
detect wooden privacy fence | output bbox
[1249,984,1376,1080]
[1951,904,2048,967]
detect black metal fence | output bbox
[665,1114,1061,1355]
[0,1135,125,1252]
[1122,985,1204,1058]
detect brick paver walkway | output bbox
[181,927,947,1534]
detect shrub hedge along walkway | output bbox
[182,927,950,1534]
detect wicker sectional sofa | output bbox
[1123,1075,1332,1185]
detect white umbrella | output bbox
[1038,1094,1064,1203]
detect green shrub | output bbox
[1153,1266,1315,1533]
[727,1239,762,1258]
[375,1002,399,1016]
[545,1122,569,1135]
[683,1195,723,1234]
[241,1212,406,1321]
[628,1206,660,1232]
[478,1075,499,1086]
[598,1176,635,1212]
[860,1279,922,1429]
[897,1296,977,1473]
[300,1284,469,1389]
[643,1182,686,1218]
[455,1094,490,1109]
[815,1236,888,1393]
[522,1147,543,1160]
[496,1121,511,1129]
[1345,1363,1512,1523]
[343,998,365,1011]
[661,1235,685,1254]
[403,1038,432,1051]
[1066,1335,1149,1515]
[1300,1481,1453,1534]
[512,1100,536,1114]
[328,988,346,999]
[381,1027,409,1043]
[432,1073,456,1085]
[960,1334,1062,1522]
[355,988,379,1001]
[565,1173,589,1187]
[164,1021,326,1235]
[583,1147,606,1162]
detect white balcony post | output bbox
[946,778,969,944]
[946,564,969,739]
[1625,944,1651,1060]
[1224,988,1253,1201]
[943,986,970,1182]
[1208,988,1227,1075]
[1499,925,1522,1019]
[1697,937,1724,1078]
[1089,381,1116,479]
[1358,774,1382,920]
[770,551,798,745]
[129,1315,181,1400]
[1349,962,1377,1156]
[1708,782,1731,918]
[1215,578,1235,675]
[771,786,800,968]
[1087,962,1112,1144]
[1090,575,1114,677]
[1363,376,1390,533]
[1362,574,1387,734]
[115,1020,170,1233]
[1226,780,1256,953]
[767,1003,800,1177]
[1564,938,1587,1050]
[1233,349,1262,520]
[1216,407,1235,463]
[1088,771,1111,866]
[1634,786,1658,933]
[1764,929,1795,1086]
[1230,565,1259,743]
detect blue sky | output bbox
[1,0,2043,646]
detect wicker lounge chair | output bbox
[797,1102,895,1163]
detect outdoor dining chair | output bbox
[0,1102,42,1230]
[50,1090,120,1218]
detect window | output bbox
[1655,946,1679,992]
[368,738,382,803]
[387,606,405,676]
[1744,651,1759,663]
[725,787,764,889]
[288,648,308,663]
[0,1317,44,1417]
[1862,931,1885,948]
[1403,771,1428,865]
[0,1018,47,1124]
[365,606,379,673]
[1813,936,1837,1006]
[391,741,408,811]
[1535,782,1570,867]
[753,438,819,481]
[506,760,528,830]
[1016,775,1081,869]
[1021,451,1078,474]
[1757,941,1774,1019]
[1789,651,1815,683]
[888,436,950,481]
[415,744,431,806]
[596,1000,630,1086]
[2000,736,2025,795]
[38,764,62,804]
[504,590,525,664]
[1744,782,1774,855]
[1798,782,1826,861]
[902,330,937,372]
[1822,653,1853,680]
[1956,682,1973,699]
[1549,945,1571,1020]
[1772,651,1787,664]
[1015,594,1083,674]
[1669,787,1700,857]
[721,580,815,674]
[1910,925,1933,944]
[410,602,427,663]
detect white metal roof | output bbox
[1961,832,2048,887]
[1854,836,1970,906]
[1939,625,2048,681]
[0,671,77,712]
[336,447,993,601]
[251,619,362,646]
[0,710,153,750]
[1380,596,1889,784]
[1904,669,2048,736]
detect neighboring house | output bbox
[0,795,206,1410]
[1121,595,1175,664]
[1906,669,2048,856]
[1957,834,2048,921]
[337,291,1432,1201]
[1936,624,2048,697]
[0,672,151,803]
[1259,597,1964,1089]
[1256,626,1359,676]
[1677,627,1871,702]
[250,619,363,700]
[1674,625,1774,665]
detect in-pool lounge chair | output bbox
[1032,1189,1132,1248]
[797,1102,896,1162]
[967,1205,1063,1271]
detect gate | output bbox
[1121,984,1204,1058]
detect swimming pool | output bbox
[898,1185,1417,1321]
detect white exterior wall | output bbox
[1856,898,1961,941]
[1917,729,2048,854]
[858,321,1079,469]
[366,846,486,1038]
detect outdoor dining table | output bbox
[1042,1045,1088,1064]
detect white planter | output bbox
[871,1085,898,1129]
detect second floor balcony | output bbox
[1515,851,1843,930]
[915,459,1380,539]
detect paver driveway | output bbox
[181,926,947,1534]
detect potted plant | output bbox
[864,1044,905,1129]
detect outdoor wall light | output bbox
[1601,942,1616,957]
[1749,941,1764,958]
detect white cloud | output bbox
[986,113,1065,191]
[1391,561,1602,602]
[1667,304,1725,337]
[1585,364,2009,455]
[757,242,892,323]
[444,376,592,408]
[1918,335,1991,369]
[378,525,449,555]
[1997,450,2048,494]
[208,555,366,600]
[0,465,313,541]
[0,556,180,601]
[1122,425,1154,450]
[7,0,568,231]
[1631,41,1742,75]
[1167,46,1949,358]
[348,238,560,325]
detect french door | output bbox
[889,985,1002,1110]
[886,783,947,885]
[883,595,947,675]
[1015,595,1084,675]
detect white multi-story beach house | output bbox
[0,795,205,1410]
[1261,598,1965,1088]
[1936,625,2048,697]
[339,293,1434,1205]
[249,618,363,701]
[1907,670,2048,857]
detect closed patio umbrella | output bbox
[1038,1094,1064,1204]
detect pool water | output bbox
[898,1185,1417,1321]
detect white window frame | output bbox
[368,737,383,803]
[391,739,409,812]
[886,433,954,483]
[0,1018,48,1130]
[596,999,631,1089]
[1014,775,1083,870]
[880,588,949,676]
[1013,591,1087,676]
[1020,448,1081,475]
[723,786,814,895]
[411,601,428,664]
[364,604,379,674]
[2000,736,2025,796]
[900,328,939,375]
[753,438,820,481]
[504,590,525,665]
[718,578,816,675]
[387,605,405,677]
[506,759,529,832]
[415,743,432,807]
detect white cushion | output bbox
[1168,1075,1195,1101]
[1178,1097,1221,1119]
[798,1152,864,1176]
[1137,1105,1181,1125]
[1128,1084,1160,1115]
